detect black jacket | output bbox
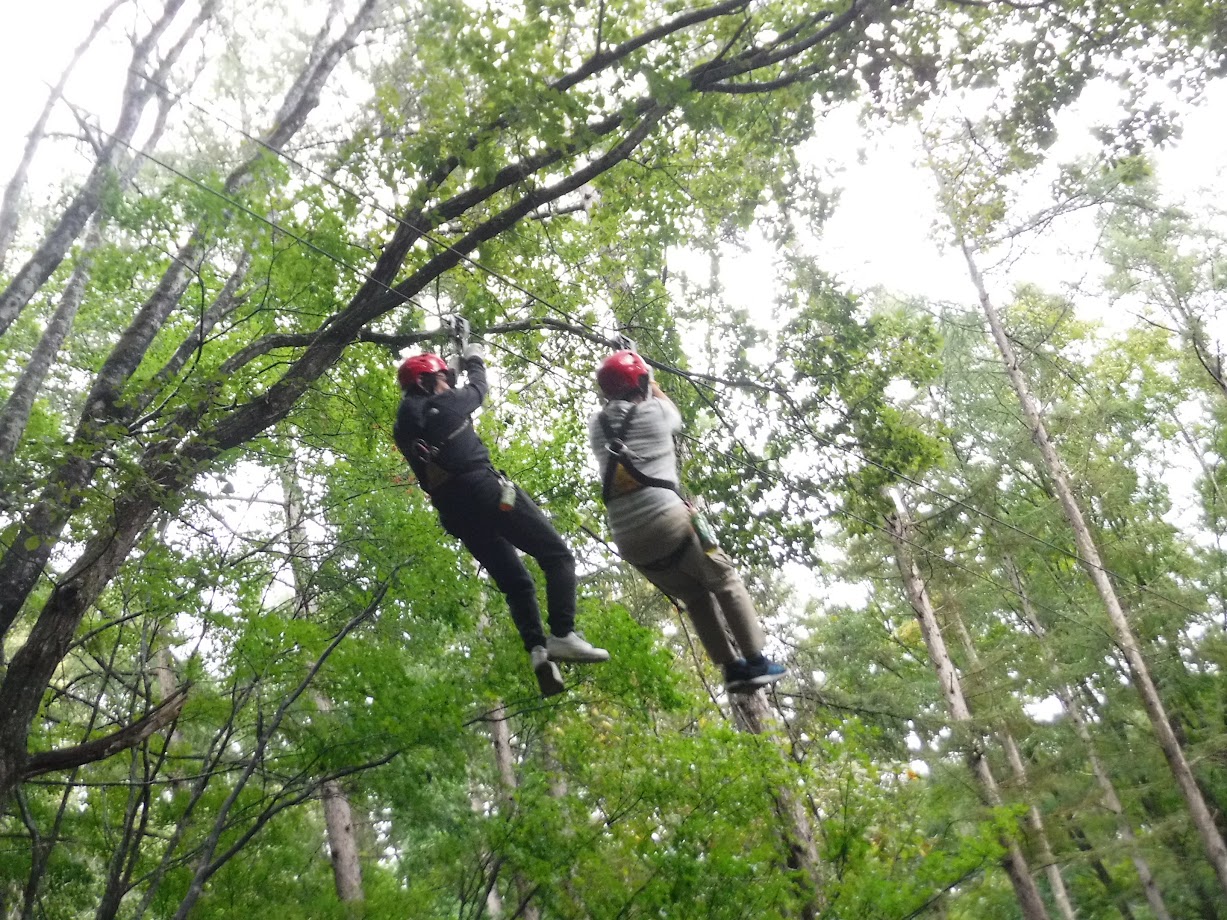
[393,356,491,491]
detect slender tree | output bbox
[930,133,1227,895]
[0,0,129,272]
[886,490,1052,920]
[0,0,210,337]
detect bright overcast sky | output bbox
[2,2,1225,312]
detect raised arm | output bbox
[649,380,683,431]
[450,352,488,415]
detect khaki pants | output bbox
[614,504,766,666]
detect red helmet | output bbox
[597,350,650,399]
[398,353,448,391]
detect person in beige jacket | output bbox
[588,350,785,694]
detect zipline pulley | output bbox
[440,314,471,355]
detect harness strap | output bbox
[411,418,474,491]
[637,535,694,572]
[599,403,680,503]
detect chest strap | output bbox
[599,404,680,503]
[410,418,473,491]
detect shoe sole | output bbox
[545,640,610,663]
[535,660,566,697]
[547,648,611,663]
[726,671,786,694]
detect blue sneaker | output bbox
[724,654,786,694]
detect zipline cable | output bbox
[420,285,1204,635]
[59,91,1209,626]
[676,429,1126,642]
[653,356,1212,623]
[482,336,1124,642]
[125,67,616,344]
[94,132,430,321]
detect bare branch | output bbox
[21,686,189,780]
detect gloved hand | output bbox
[464,340,485,362]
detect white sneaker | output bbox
[531,646,565,697]
[546,632,610,663]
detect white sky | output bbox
[4,1,1225,306]
[1,4,136,185]
[676,78,1227,323]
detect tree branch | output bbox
[21,685,189,780]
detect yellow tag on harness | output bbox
[610,461,643,496]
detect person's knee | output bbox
[675,589,716,617]
[702,557,746,593]
[490,564,536,600]
[537,544,575,576]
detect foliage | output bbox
[1,0,1226,917]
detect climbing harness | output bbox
[409,314,516,507]
[409,417,474,492]
[599,403,680,502]
[402,314,479,491]
[598,398,720,556]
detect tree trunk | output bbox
[0,217,100,464]
[130,681,262,920]
[475,596,541,919]
[946,602,1078,920]
[1006,558,1173,920]
[92,746,149,920]
[0,0,377,724]
[1067,826,1139,920]
[667,577,825,916]
[886,496,1052,920]
[730,691,827,920]
[0,0,378,643]
[319,750,365,904]
[0,0,879,810]
[487,700,541,920]
[18,629,129,919]
[0,0,128,272]
[167,602,379,920]
[144,249,252,399]
[282,463,365,906]
[469,786,507,918]
[957,237,1227,897]
[0,84,176,466]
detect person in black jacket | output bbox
[393,342,608,696]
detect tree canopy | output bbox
[2,0,1227,917]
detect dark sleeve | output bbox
[392,397,422,465]
[450,356,488,415]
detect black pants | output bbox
[433,468,577,650]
